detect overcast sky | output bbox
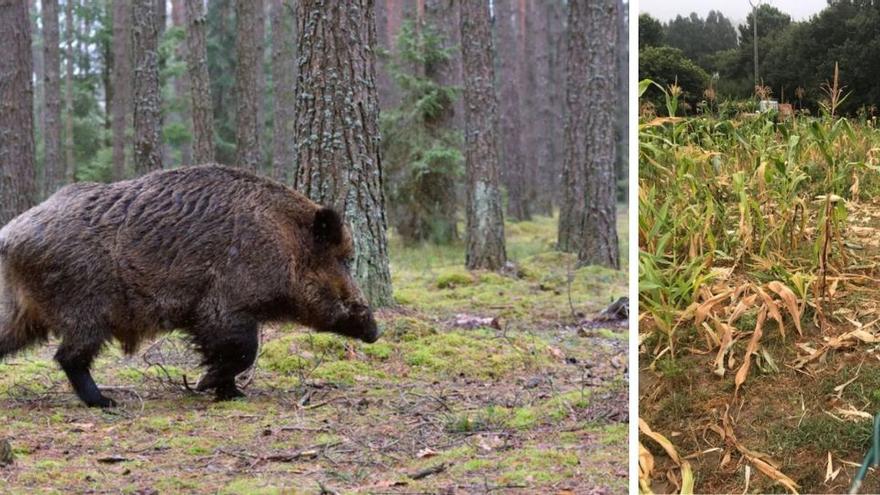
[640,0,828,25]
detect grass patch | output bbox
[768,415,872,455]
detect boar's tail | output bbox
[0,260,41,361]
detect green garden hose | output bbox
[849,415,880,494]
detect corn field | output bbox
[639,79,880,494]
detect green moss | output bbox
[460,458,493,472]
[509,407,539,429]
[311,360,385,384]
[362,342,393,360]
[598,424,628,445]
[401,330,543,379]
[382,316,436,342]
[435,268,475,289]
[221,479,287,495]
[497,447,580,485]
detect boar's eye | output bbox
[313,207,344,246]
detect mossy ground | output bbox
[0,211,628,494]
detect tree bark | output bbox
[270,0,295,182]
[293,0,393,306]
[132,0,163,175]
[64,0,75,182]
[495,0,530,221]
[110,0,132,180]
[184,0,214,164]
[558,0,586,253]
[574,0,620,269]
[171,0,192,166]
[0,0,37,225]
[234,0,263,171]
[42,0,63,196]
[30,0,44,164]
[460,0,506,271]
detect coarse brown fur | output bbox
[0,165,379,407]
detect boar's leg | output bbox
[193,315,259,401]
[54,335,115,408]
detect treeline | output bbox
[640,0,880,116]
[0,0,626,305]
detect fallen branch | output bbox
[408,462,447,480]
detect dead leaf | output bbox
[416,448,437,459]
[639,418,681,465]
[547,346,565,360]
[734,307,767,396]
[766,281,802,336]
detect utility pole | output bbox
[749,0,760,88]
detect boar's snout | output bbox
[351,302,381,344]
[325,300,380,343]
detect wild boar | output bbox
[0,165,380,407]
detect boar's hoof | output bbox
[87,395,117,408]
[214,384,246,402]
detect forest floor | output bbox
[640,198,880,494]
[0,211,628,494]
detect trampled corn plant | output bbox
[639,77,880,350]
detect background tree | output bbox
[380,20,461,244]
[270,0,295,182]
[578,0,619,268]
[234,0,262,171]
[0,0,37,225]
[293,0,393,306]
[64,0,75,182]
[664,11,737,67]
[638,46,709,113]
[110,0,131,179]
[184,0,214,164]
[42,0,63,197]
[459,0,506,270]
[132,0,163,175]
[558,0,588,253]
[639,13,664,48]
[495,0,530,222]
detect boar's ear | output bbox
[313,207,344,246]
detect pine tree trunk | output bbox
[171,0,192,166]
[495,0,530,222]
[0,0,37,225]
[293,0,393,307]
[558,0,587,253]
[184,0,214,164]
[42,0,63,196]
[615,0,628,198]
[234,0,263,171]
[132,0,163,175]
[460,0,506,271]
[270,0,295,182]
[30,0,44,164]
[110,0,132,180]
[64,0,75,182]
[575,0,620,269]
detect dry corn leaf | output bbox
[680,461,695,495]
[639,441,655,480]
[825,452,842,483]
[639,418,682,465]
[834,406,872,421]
[766,281,803,336]
[735,308,767,396]
[713,319,735,377]
[747,456,800,494]
[728,293,758,326]
[695,290,732,327]
[756,287,785,339]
